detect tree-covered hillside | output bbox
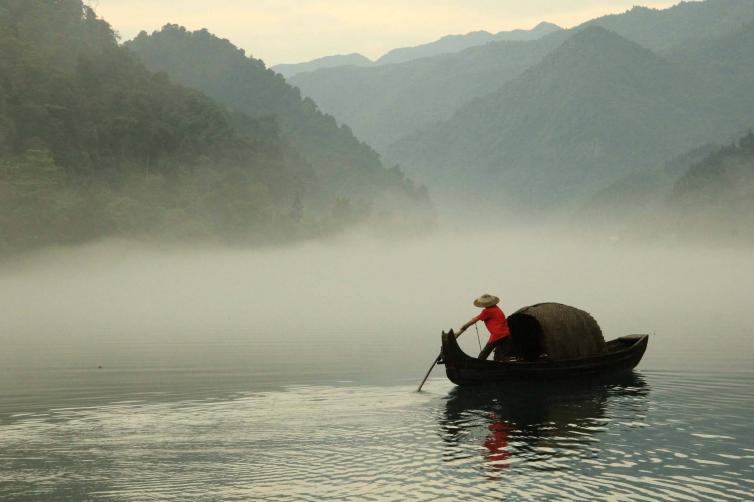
[576,144,719,227]
[0,0,431,255]
[671,21,754,110]
[387,26,744,210]
[608,129,754,243]
[583,0,754,54]
[291,0,754,153]
[667,130,754,240]
[125,25,421,208]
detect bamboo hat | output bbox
[474,294,500,308]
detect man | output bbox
[457,294,511,360]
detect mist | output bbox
[2,228,752,391]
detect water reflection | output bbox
[440,373,650,476]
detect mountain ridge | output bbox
[385,26,728,209]
[126,25,431,216]
[291,0,754,153]
[272,53,372,79]
[375,21,562,66]
[273,21,561,79]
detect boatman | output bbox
[457,294,511,360]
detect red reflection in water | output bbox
[484,419,512,474]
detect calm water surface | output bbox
[1,236,753,500]
[1,361,753,500]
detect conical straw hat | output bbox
[474,294,499,308]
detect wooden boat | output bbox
[437,303,649,386]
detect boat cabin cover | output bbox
[506,303,606,361]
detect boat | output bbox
[437,303,649,386]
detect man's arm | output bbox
[457,318,478,338]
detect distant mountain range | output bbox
[284,0,754,240]
[289,34,569,150]
[3,0,752,249]
[291,0,754,154]
[271,22,561,78]
[386,26,725,205]
[375,22,562,65]
[387,21,754,206]
[272,53,373,79]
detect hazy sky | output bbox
[89,0,678,65]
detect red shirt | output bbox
[475,306,510,344]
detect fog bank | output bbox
[1,229,752,382]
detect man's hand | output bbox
[458,319,475,335]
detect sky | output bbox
[88,0,679,66]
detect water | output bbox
[1,232,753,500]
[1,371,752,500]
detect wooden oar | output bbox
[416,352,441,392]
[417,329,458,392]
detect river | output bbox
[1,231,752,500]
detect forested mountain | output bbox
[583,0,754,54]
[374,22,561,65]
[0,0,431,255]
[126,26,423,209]
[663,131,754,241]
[605,130,754,243]
[576,145,719,226]
[290,34,568,149]
[291,0,754,152]
[671,20,754,105]
[272,53,372,79]
[385,26,753,210]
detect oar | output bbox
[417,330,458,392]
[416,353,441,392]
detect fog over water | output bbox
[2,228,752,391]
[2,229,754,500]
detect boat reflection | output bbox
[439,373,649,475]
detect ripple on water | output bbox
[0,371,753,500]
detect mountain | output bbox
[576,144,719,227]
[583,0,754,54]
[670,20,754,105]
[126,26,431,216]
[668,131,754,234]
[375,22,561,65]
[289,33,568,149]
[271,22,560,80]
[0,1,431,255]
[272,53,373,79]
[291,0,754,153]
[627,130,754,243]
[385,26,740,210]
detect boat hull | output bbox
[439,332,649,386]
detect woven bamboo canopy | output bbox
[507,303,606,361]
